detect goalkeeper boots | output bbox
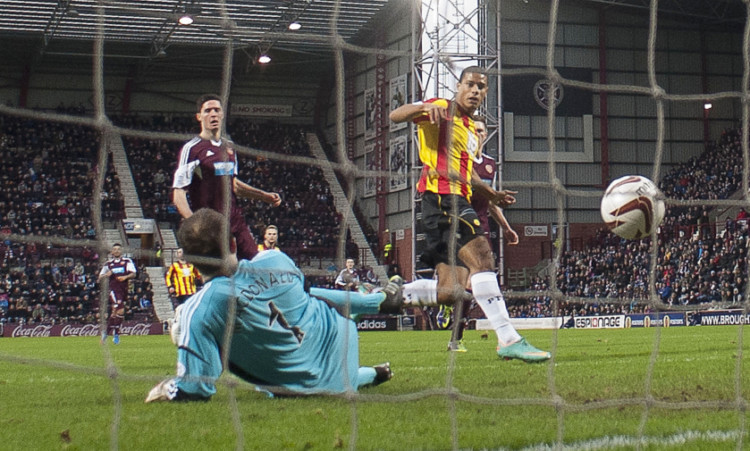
[378,276,404,314]
[447,339,467,352]
[497,337,550,363]
[373,362,393,386]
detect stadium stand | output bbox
[0,112,153,326]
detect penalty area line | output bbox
[516,429,744,451]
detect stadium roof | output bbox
[0,0,391,60]
[0,1,743,56]
[0,1,743,78]
[583,0,745,28]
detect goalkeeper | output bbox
[146,208,403,402]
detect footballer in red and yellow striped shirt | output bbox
[414,97,481,200]
[389,66,549,362]
[166,248,202,306]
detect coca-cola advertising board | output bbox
[2,321,164,338]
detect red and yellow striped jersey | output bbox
[414,98,480,200]
[165,261,201,297]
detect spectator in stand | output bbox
[387,263,402,280]
[0,289,8,321]
[335,258,360,291]
[31,303,45,323]
[139,295,153,312]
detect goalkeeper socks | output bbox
[356,367,377,389]
[470,272,521,347]
[403,279,438,306]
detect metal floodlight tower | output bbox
[409,0,502,277]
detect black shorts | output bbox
[419,192,484,268]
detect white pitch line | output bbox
[514,429,743,451]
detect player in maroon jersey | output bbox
[97,243,136,344]
[471,117,518,248]
[172,94,281,260]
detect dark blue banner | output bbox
[625,312,686,328]
[695,310,750,326]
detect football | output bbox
[600,175,665,240]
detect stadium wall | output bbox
[500,1,742,225]
[502,222,606,270]
[0,52,320,123]
[319,0,414,235]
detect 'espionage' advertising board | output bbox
[574,315,624,329]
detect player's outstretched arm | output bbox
[233,179,281,206]
[471,172,516,207]
[310,277,403,316]
[389,102,447,124]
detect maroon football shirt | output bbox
[173,137,238,215]
[99,257,136,304]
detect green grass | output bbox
[1,326,749,450]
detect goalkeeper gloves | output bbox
[170,304,184,346]
[145,379,178,403]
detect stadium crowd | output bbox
[0,112,152,326]
[0,254,155,325]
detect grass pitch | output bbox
[1,326,748,450]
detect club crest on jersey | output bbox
[213,161,235,175]
[467,129,480,161]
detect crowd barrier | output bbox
[3,310,748,337]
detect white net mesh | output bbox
[1,1,749,449]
